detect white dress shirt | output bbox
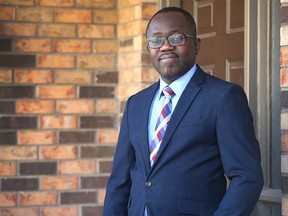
[148,64,197,144]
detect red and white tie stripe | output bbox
[149,86,175,166]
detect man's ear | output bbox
[146,45,152,53]
[194,38,201,55]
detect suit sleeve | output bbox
[103,97,135,216]
[214,84,264,215]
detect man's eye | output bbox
[170,34,182,41]
[150,38,162,43]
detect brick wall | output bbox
[0,0,120,215]
[117,1,158,105]
[281,0,288,215]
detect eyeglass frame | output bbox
[146,33,196,49]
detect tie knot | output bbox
[163,86,175,99]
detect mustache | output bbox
[158,52,178,61]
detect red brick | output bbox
[38,0,74,7]
[19,192,57,206]
[119,0,142,7]
[59,160,96,174]
[280,47,288,66]
[99,189,106,204]
[38,55,75,68]
[0,23,36,36]
[39,85,76,99]
[17,100,55,114]
[94,10,117,24]
[42,207,78,216]
[0,146,37,160]
[55,39,91,53]
[17,8,53,22]
[118,21,143,37]
[97,129,118,144]
[57,100,94,114]
[282,133,288,152]
[118,7,134,23]
[55,9,92,23]
[79,24,115,38]
[282,112,288,130]
[118,83,143,100]
[40,116,77,129]
[1,208,38,216]
[0,194,16,207]
[41,177,78,190]
[0,162,16,176]
[96,99,117,114]
[40,146,77,160]
[38,24,76,38]
[141,68,159,82]
[0,69,12,83]
[141,4,157,19]
[15,70,53,84]
[55,70,92,84]
[76,0,114,8]
[118,52,142,69]
[0,7,15,21]
[0,0,34,6]
[77,55,115,69]
[19,131,56,145]
[15,39,52,53]
[93,39,118,53]
[281,68,288,87]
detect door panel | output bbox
[182,0,244,89]
[161,0,281,214]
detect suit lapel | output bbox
[141,82,160,172]
[151,67,206,168]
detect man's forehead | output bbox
[151,12,185,22]
[148,15,188,34]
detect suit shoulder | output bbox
[204,72,243,92]
[196,66,237,89]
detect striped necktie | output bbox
[149,86,175,166]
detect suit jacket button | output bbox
[145,181,152,187]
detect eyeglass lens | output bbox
[148,34,186,48]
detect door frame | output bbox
[160,0,281,205]
[245,0,281,203]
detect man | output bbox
[104,7,263,216]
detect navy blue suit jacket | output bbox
[104,66,263,216]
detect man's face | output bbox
[146,12,200,84]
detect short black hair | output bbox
[145,7,197,36]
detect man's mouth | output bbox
[158,53,178,61]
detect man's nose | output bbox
[160,39,174,51]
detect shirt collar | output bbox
[157,64,197,100]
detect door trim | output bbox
[160,0,282,204]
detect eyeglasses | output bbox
[147,33,196,49]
